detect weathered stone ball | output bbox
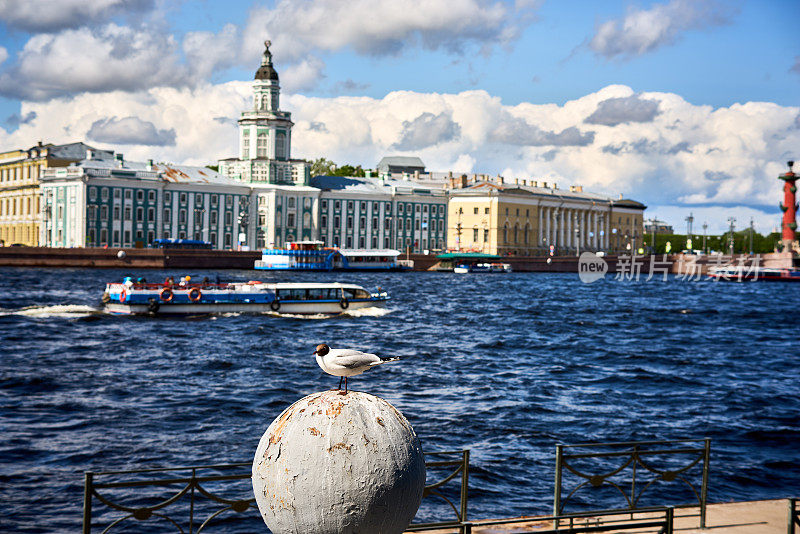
[116,250,126,259]
[252,390,426,534]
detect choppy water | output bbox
[1,267,798,532]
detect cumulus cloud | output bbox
[586,95,660,125]
[87,116,176,146]
[0,24,186,100]
[1,82,798,234]
[491,116,594,146]
[182,24,240,82]
[589,0,735,60]
[393,112,461,150]
[243,0,525,64]
[0,0,154,33]
[0,46,7,65]
[4,110,37,128]
[281,56,327,93]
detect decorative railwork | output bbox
[409,450,470,530]
[82,463,255,534]
[790,497,799,534]
[553,438,710,528]
[83,451,471,533]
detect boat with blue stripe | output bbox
[254,241,411,271]
[102,279,389,315]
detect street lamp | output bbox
[575,227,580,257]
[702,222,708,254]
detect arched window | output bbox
[503,223,508,244]
[514,224,519,243]
[524,223,530,244]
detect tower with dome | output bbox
[218,41,311,186]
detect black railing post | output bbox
[701,438,711,528]
[666,506,674,534]
[789,498,796,534]
[554,444,563,516]
[190,468,196,534]
[83,471,93,534]
[460,450,469,522]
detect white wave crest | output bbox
[342,306,393,317]
[1,304,102,318]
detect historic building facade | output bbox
[218,41,311,186]
[40,153,252,249]
[0,142,100,246]
[312,175,448,252]
[447,178,645,255]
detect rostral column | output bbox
[778,160,798,251]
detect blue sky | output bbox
[0,0,798,234]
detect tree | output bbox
[310,158,336,177]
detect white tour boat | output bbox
[102,278,389,315]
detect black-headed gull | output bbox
[313,343,399,393]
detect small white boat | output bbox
[454,262,513,274]
[102,279,389,315]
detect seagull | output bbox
[313,343,400,393]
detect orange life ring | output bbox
[188,288,202,302]
[119,288,127,303]
[159,287,174,302]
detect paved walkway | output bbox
[409,499,792,533]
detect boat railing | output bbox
[116,282,241,291]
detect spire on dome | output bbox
[255,40,279,82]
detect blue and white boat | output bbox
[254,241,411,271]
[102,279,389,315]
[453,262,513,274]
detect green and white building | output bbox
[40,152,252,249]
[218,40,311,187]
[312,175,448,252]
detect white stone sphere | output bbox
[253,390,426,534]
[116,250,126,259]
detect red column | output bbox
[779,161,798,249]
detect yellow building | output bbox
[0,142,98,246]
[446,177,645,255]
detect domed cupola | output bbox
[254,40,279,82]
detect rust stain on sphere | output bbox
[252,390,426,534]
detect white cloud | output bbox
[589,0,735,60]
[586,95,660,125]
[1,82,797,234]
[281,56,327,93]
[182,24,241,82]
[87,116,176,146]
[0,0,154,32]
[0,24,186,100]
[242,0,526,64]
[0,46,7,65]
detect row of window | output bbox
[322,199,445,216]
[320,215,445,234]
[0,164,40,182]
[84,228,234,248]
[84,204,238,227]
[0,196,40,217]
[86,187,243,210]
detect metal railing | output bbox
[554,438,710,528]
[408,450,469,530]
[83,451,470,533]
[409,507,673,534]
[790,498,799,534]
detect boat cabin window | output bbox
[343,288,370,299]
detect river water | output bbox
[1,267,798,532]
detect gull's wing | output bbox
[329,349,380,369]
